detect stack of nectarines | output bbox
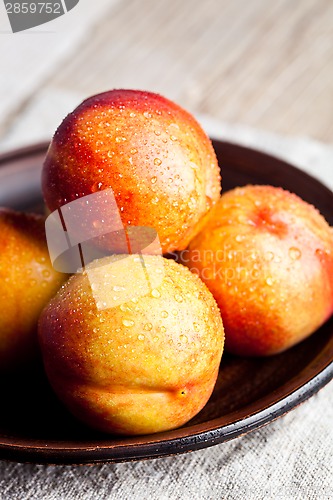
[39,90,225,434]
[1,89,332,436]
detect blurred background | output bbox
[0,0,332,151]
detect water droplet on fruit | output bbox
[151,289,161,298]
[153,336,159,342]
[265,252,274,262]
[130,112,136,117]
[235,235,244,243]
[160,326,167,333]
[138,334,145,341]
[170,135,177,141]
[130,148,137,154]
[154,158,162,166]
[123,319,135,327]
[42,270,51,278]
[92,219,103,229]
[151,176,157,184]
[266,277,274,286]
[179,335,188,343]
[154,130,161,136]
[193,322,200,332]
[205,196,213,211]
[113,285,125,292]
[188,196,197,210]
[143,111,152,119]
[144,323,153,331]
[172,309,178,316]
[161,311,168,318]
[175,294,183,303]
[237,214,249,224]
[96,301,107,309]
[92,181,103,192]
[289,247,302,260]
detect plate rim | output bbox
[0,140,332,465]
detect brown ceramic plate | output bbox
[0,141,332,465]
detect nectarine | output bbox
[185,185,333,356]
[38,255,224,435]
[0,208,66,370]
[42,89,221,254]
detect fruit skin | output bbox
[0,208,66,371]
[185,185,333,356]
[42,89,221,254]
[38,256,224,435]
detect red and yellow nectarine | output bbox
[42,90,221,254]
[185,185,333,356]
[0,208,66,370]
[38,256,224,435]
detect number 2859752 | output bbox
[5,3,62,14]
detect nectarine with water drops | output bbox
[38,256,224,435]
[185,185,333,356]
[0,208,66,370]
[42,89,221,254]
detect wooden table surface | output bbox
[1,0,333,146]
